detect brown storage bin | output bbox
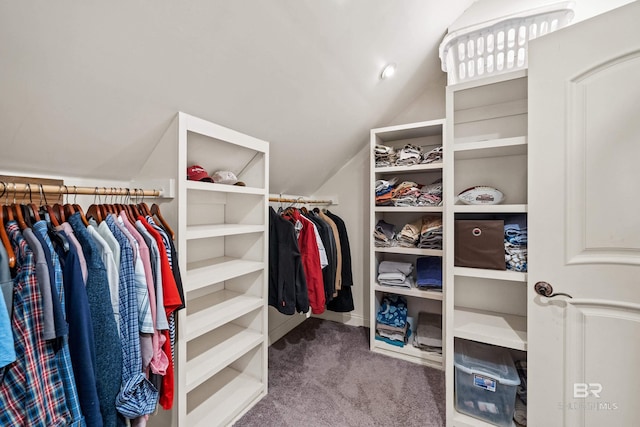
[455,220,505,270]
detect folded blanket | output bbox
[416,256,442,288]
[377,271,406,284]
[378,261,413,276]
[376,295,408,328]
[414,311,442,348]
[379,276,413,289]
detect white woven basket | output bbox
[439,2,575,84]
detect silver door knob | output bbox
[534,281,573,299]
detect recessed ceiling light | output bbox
[380,63,397,79]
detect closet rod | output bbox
[268,196,334,205]
[0,182,162,198]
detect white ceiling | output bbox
[0,0,474,195]
[0,1,630,196]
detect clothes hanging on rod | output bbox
[268,199,354,316]
[0,192,183,427]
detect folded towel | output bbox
[377,272,406,284]
[379,276,413,289]
[414,311,442,348]
[416,256,442,288]
[378,261,413,276]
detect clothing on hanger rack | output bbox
[268,195,354,316]
[0,179,183,426]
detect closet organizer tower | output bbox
[444,70,528,426]
[369,120,446,369]
[136,112,269,427]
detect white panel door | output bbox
[528,2,640,426]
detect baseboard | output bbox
[268,309,368,346]
[268,312,308,346]
[312,311,367,328]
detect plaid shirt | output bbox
[0,222,71,426]
[106,215,158,418]
[32,221,85,427]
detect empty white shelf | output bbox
[185,290,263,341]
[374,283,443,300]
[453,410,517,427]
[454,307,527,351]
[186,257,265,293]
[372,340,443,368]
[186,325,263,392]
[375,247,443,256]
[453,204,527,213]
[453,136,527,160]
[186,180,266,195]
[186,224,264,240]
[186,367,264,427]
[453,267,527,282]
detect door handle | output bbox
[534,281,573,299]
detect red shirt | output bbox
[139,217,180,410]
[285,210,325,314]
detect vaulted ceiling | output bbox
[0,1,631,195]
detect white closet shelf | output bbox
[185,290,263,341]
[452,410,516,427]
[185,224,264,240]
[375,206,443,213]
[453,136,527,159]
[453,204,527,213]
[186,257,265,293]
[183,112,269,153]
[374,283,443,300]
[372,340,443,369]
[374,163,443,174]
[186,367,264,427]
[186,180,266,195]
[449,69,528,92]
[454,307,527,351]
[186,325,263,392]
[453,267,527,282]
[375,247,443,256]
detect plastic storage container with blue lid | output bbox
[454,339,521,427]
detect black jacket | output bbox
[325,210,355,312]
[269,207,309,315]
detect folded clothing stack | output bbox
[391,181,421,207]
[413,311,442,354]
[397,219,423,248]
[375,144,396,168]
[377,261,414,289]
[421,146,443,164]
[504,216,527,272]
[415,256,442,290]
[375,178,398,206]
[375,294,410,347]
[374,219,396,247]
[417,178,443,207]
[418,216,443,250]
[395,144,422,167]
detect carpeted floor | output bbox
[234,318,445,427]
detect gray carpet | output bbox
[234,318,445,427]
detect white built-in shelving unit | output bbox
[369,119,446,370]
[138,112,269,427]
[444,70,529,427]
